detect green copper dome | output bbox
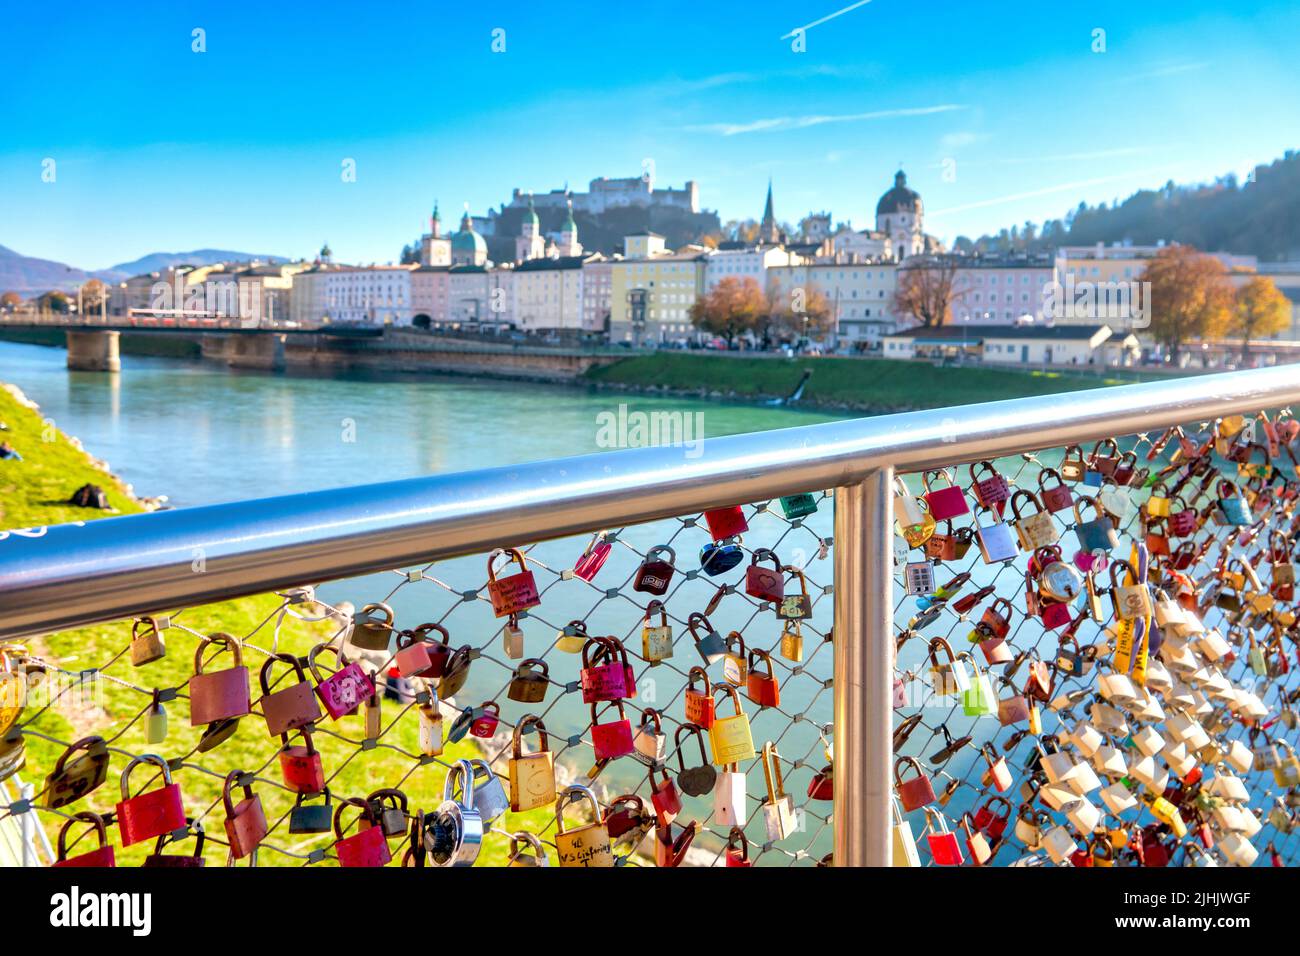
[452,211,486,253]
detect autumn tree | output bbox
[1229,275,1291,362]
[769,283,833,344]
[81,278,107,314]
[1140,245,1234,363]
[38,291,70,314]
[689,276,769,347]
[893,255,965,327]
[0,291,21,311]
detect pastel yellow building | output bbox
[609,233,707,344]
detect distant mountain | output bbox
[0,245,290,297]
[102,249,288,279]
[957,149,1300,262]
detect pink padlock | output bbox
[580,636,630,703]
[470,701,500,738]
[308,643,375,720]
[393,623,451,679]
[333,798,391,868]
[591,702,635,761]
[573,531,613,582]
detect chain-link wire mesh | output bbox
[3,408,1298,867]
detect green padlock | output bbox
[961,657,998,718]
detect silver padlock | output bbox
[425,759,484,867]
[468,758,509,824]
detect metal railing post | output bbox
[833,467,894,866]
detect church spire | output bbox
[759,178,780,244]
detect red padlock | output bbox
[702,505,748,541]
[894,756,936,812]
[116,755,186,847]
[969,460,1010,514]
[279,728,326,793]
[486,547,541,618]
[971,795,1011,841]
[1037,468,1074,513]
[580,636,630,703]
[470,701,500,738]
[725,826,753,867]
[333,797,392,868]
[393,623,451,679]
[745,648,781,708]
[655,820,697,868]
[650,768,683,826]
[573,531,613,582]
[925,810,964,866]
[309,643,375,720]
[53,813,116,868]
[923,468,970,519]
[980,598,1014,639]
[259,653,322,737]
[744,549,785,603]
[684,667,716,728]
[222,770,268,860]
[632,545,676,595]
[1039,599,1074,630]
[591,702,635,761]
[807,766,833,801]
[189,632,251,727]
[603,794,650,843]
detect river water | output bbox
[2,340,854,861]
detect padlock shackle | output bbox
[486,546,529,582]
[57,811,109,859]
[512,715,549,757]
[120,753,173,801]
[555,783,601,835]
[259,652,309,695]
[193,631,243,675]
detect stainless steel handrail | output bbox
[3,362,1300,869]
[1,364,1298,641]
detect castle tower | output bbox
[420,200,451,266]
[515,193,546,262]
[557,199,583,256]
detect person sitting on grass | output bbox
[0,441,21,461]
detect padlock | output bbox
[975,626,1013,666]
[721,631,748,686]
[308,642,376,720]
[145,689,168,745]
[808,763,834,802]
[1011,489,1058,550]
[580,635,630,702]
[980,597,1014,639]
[417,695,444,758]
[469,700,500,738]
[894,756,936,812]
[713,762,747,827]
[333,797,391,868]
[687,612,727,665]
[928,636,970,696]
[143,819,206,867]
[674,723,717,796]
[507,658,550,703]
[975,511,1018,564]
[363,680,382,739]
[130,616,166,667]
[709,684,756,765]
[969,460,1011,512]
[641,600,674,663]
[1041,824,1077,865]
[1073,496,1118,553]
[279,727,326,793]
[779,493,819,519]
[699,538,745,575]
[604,793,653,847]
[633,545,676,595]
[467,758,509,825]
[486,547,541,617]
[1035,546,1083,602]
[778,566,814,620]
[896,495,937,548]
[1037,468,1074,513]
[54,812,116,868]
[961,813,992,866]
[924,808,964,866]
[1216,480,1251,526]
[554,619,588,655]
[761,742,798,841]
[1059,444,1087,482]
[573,530,613,582]
[289,788,334,834]
[189,633,250,727]
[922,467,970,519]
[633,708,668,766]
[972,794,1012,840]
[904,559,936,595]
[591,701,635,761]
[725,826,753,867]
[507,831,550,867]
[509,715,556,812]
[892,797,922,866]
[1109,559,1152,621]
[349,602,394,651]
[501,613,525,660]
[1096,481,1132,521]
[684,666,716,727]
[222,770,268,859]
[780,621,804,663]
[961,656,997,717]
[746,648,781,708]
[745,548,785,603]
[650,766,683,826]
[1168,497,1199,537]
[424,760,484,867]
[258,653,322,737]
[703,504,749,540]
[363,787,410,837]
[393,622,451,679]
[115,754,186,847]
[44,736,111,809]
[555,784,614,867]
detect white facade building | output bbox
[322,265,416,325]
[703,245,794,291]
[767,259,899,346]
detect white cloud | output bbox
[689,104,966,136]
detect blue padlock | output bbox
[699,540,745,576]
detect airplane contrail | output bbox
[782,0,873,39]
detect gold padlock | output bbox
[554,785,613,868]
[509,716,556,812]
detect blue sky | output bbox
[2,0,1298,269]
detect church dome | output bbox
[453,212,486,254]
[876,170,921,216]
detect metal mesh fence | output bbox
[2,408,1297,867]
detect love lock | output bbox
[425,759,484,867]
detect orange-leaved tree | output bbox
[1140,245,1233,363]
[1229,275,1291,362]
[689,276,769,346]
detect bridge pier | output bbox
[66,330,121,372]
[201,332,286,371]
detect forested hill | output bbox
[957,150,1300,261]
